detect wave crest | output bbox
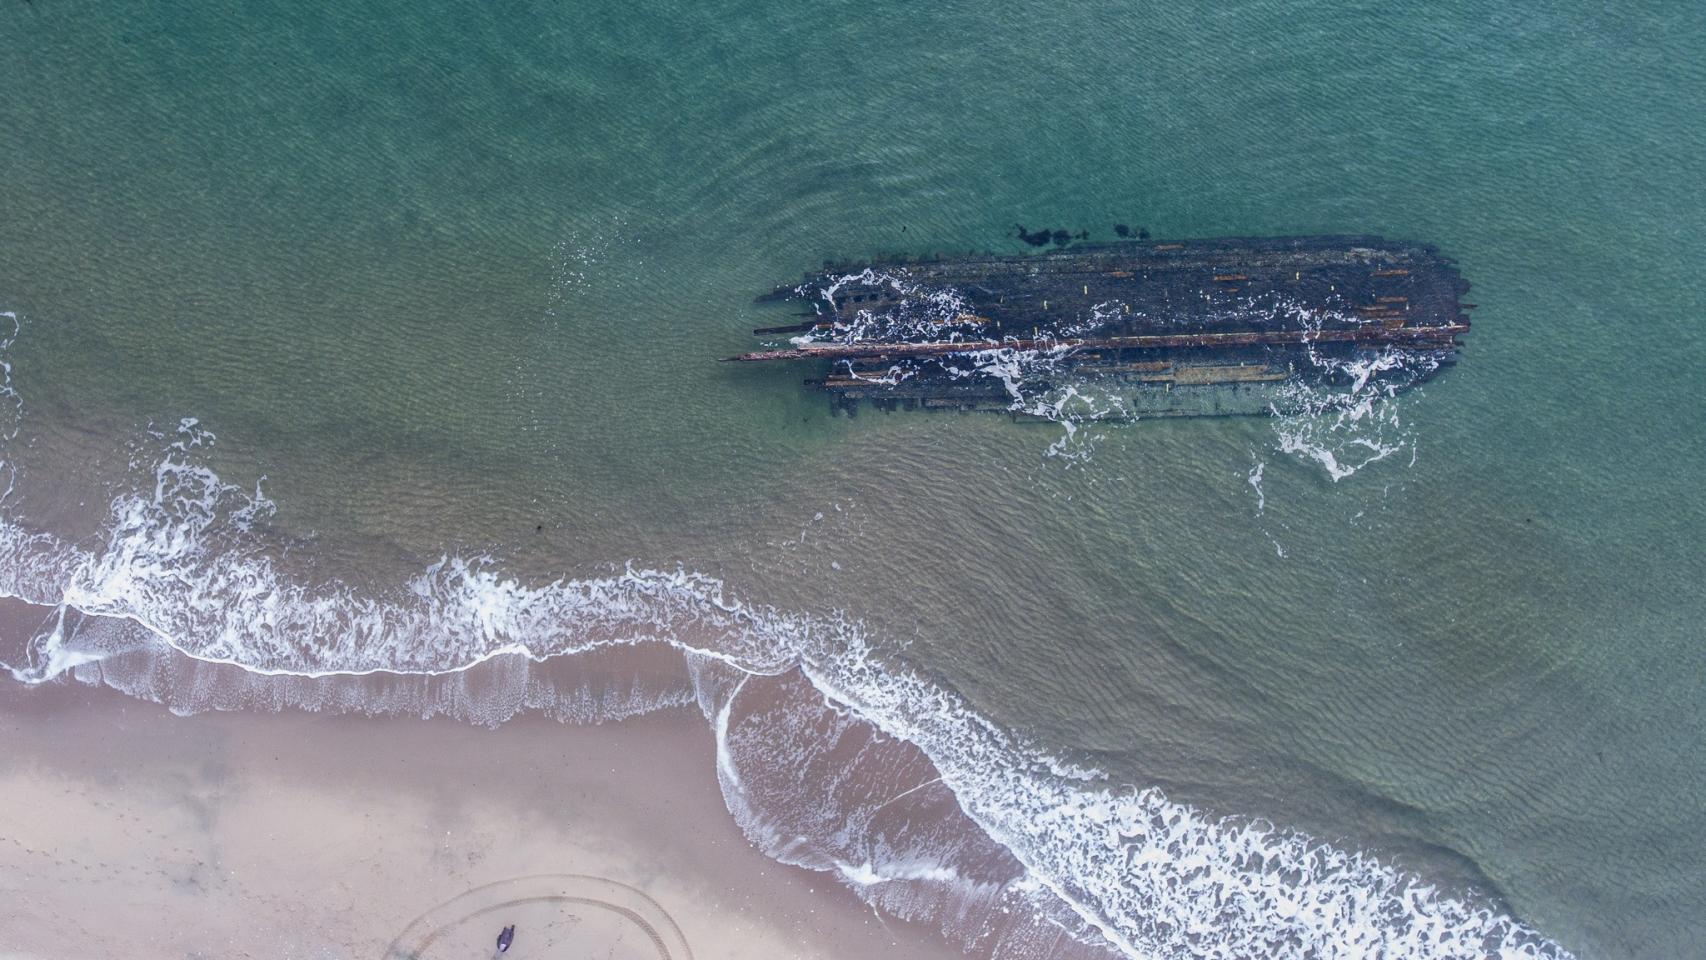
[0,323,1565,960]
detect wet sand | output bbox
[0,678,966,960]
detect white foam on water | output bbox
[942,344,1136,464]
[806,268,987,348]
[0,311,23,503]
[1268,316,1443,482]
[803,643,1571,960]
[787,272,1137,461]
[0,322,1568,960]
[792,277,1447,471]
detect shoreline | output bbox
[0,679,967,960]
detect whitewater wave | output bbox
[0,327,1564,960]
[0,311,22,502]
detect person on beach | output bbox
[495,924,515,954]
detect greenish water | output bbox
[2,1,1703,956]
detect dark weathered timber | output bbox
[737,235,1472,417]
[729,323,1469,363]
[750,321,820,335]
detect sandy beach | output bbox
[0,676,967,960]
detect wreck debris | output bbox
[731,236,1471,419]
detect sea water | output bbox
[1,1,1703,957]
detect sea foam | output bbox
[0,321,1566,960]
[785,272,1443,472]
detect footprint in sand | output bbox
[385,875,691,960]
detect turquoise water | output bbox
[3,1,1704,956]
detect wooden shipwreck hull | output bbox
[729,235,1472,418]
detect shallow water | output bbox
[2,1,1703,957]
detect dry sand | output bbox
[0,678,969,960]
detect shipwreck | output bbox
[728,235,1472,418]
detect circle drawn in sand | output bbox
[386,874,693,960]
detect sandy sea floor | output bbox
[0,677,966,960]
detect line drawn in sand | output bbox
[386,874,692,960]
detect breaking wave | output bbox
[0,324,1562,960]
[0,312,22,502]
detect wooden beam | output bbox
[723,324,1469,363]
